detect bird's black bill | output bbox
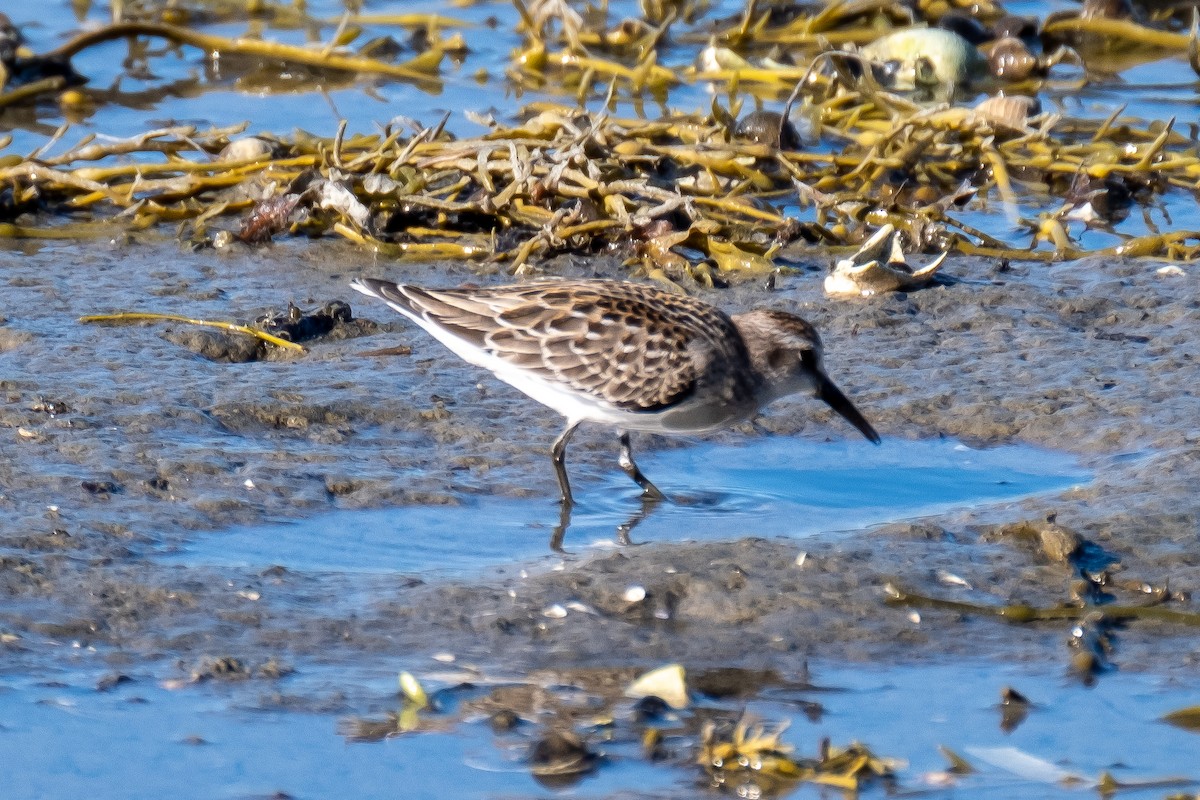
[817,377,882,444]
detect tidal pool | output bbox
[161,437,1087,576]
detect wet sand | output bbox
[1,236,1198,682]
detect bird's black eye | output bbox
[767,347,790,370]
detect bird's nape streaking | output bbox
[350,277,880,507]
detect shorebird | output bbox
[350,278,880,507]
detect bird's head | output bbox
[732,309,881,444]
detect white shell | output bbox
[217,136,275,162]
[973,95,1039,132]
[622,585,647,603]
[825,224,948,297]
[625,663,688,709]
[565,600,596,614]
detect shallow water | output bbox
[162,437,1087,576]
[3,655,1194,800]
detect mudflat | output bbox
[1,238,1196,679]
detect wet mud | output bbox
[1,237,1198,686]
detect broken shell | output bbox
[218,136,276,162]
[936,570,972,589]
[860,27,987,92]
[564,600,596,614]
[974,94,1041,131]
[542,603,568,618]
[825,224,948,297]
[625,663,688,710]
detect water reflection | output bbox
[549,494,663,551]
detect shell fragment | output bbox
[825,224,948,297]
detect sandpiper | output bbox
[350,278,880,506]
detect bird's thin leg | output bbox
[551,421,581,508]
[618,431,666,501]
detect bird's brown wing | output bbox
[374,280,746,412]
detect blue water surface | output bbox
[161,436,1088,576]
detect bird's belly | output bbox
[496,372,748,435]
[617,397,755,435]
